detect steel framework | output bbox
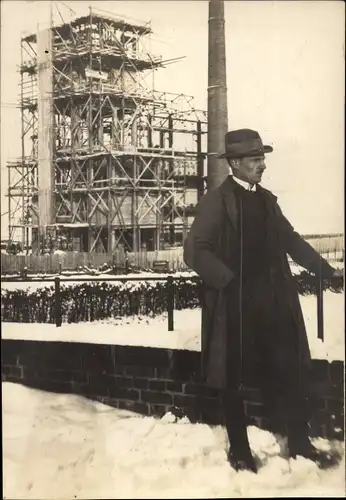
[7,8,207,253]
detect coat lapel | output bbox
[256,184,278,203]
[219,178,279,233]
[220,176,238,232]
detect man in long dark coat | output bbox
[183,129,342,473]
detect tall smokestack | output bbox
[207,0,229,191]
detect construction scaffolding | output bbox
[7,8,207,253]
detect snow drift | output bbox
[3,382,345,499]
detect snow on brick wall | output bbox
[1,339,344,441]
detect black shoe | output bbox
[227,448,258,474]
[289,442,340,470]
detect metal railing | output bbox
[1,274,332,341]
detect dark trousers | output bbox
[222,275,310,452]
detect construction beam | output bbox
[37,27,54,242]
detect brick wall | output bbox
[1,339,344,440]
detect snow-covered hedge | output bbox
[1,278,201,324]
[1,271,343,324]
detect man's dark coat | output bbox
[183,176,334,389]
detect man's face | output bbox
[232,156,266,185]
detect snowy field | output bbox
[2,291,344,361]
[2,382,345,499]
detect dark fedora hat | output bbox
[218,129,273,159]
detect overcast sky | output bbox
[1,0,344,237]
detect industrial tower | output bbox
[7,8,207,253]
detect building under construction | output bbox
[7,8,207,253]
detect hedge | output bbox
[1,271,343,324]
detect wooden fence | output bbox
[305,234,344,255]
[1,234,344,275]
[0,249,185,275]
[1,251,124,275]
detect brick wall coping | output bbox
[2,322,345,362]
[1,322,200,351]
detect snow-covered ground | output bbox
[2,272,344,498]
[2,291,344,361]
[2,382,344,499]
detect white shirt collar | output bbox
[231,176,257,192]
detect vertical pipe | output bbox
[131,114,139,251]
[148,114,153,148]
[87,102,93,251]
[111,106,117,148]
[167,275,174,331]
[70,98,76,237]
[182,157,188,242]
[107,156,112,254]
[207,0,228,191]
[132,156,138,252]
[317,275,324,341]
[196,120,204,201]
[20,39,25,249]
[160,129,165,149]
[87,8,93,251]
[55,276,62,327]
[168,113,174,244]
[157,130,164,250]
[7,163,11,245]
[168,113,173,148]
[156,224,161,250]
[50,2,55,231]
[37,26,54,253]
